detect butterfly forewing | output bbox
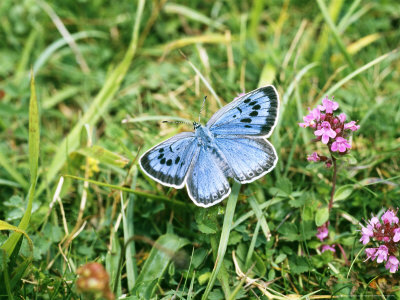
[207,86,279,137]
[139,132,199,188]
[186,147,231,207]
[215,137,278,183]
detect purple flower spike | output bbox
[331,137,351,152]
[318,96,339,114]
[376,245,389,263]
[307,152,320,162]
[386,256,399,273]
[314,121,336,144]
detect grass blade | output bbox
[326,48,399,96]
[202,181,240,300]
[133,234,189,298]
[316,0,355,70]
[1,72,39,256]
[63,174,189,207]
[0,152,29,189]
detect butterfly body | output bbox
[140,85,279,207]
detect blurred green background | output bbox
[0,0,399,298]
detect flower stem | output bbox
[328,151,337,211]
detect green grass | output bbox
[0,0,400,298]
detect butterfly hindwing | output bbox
[139,132,199,188]
[207,85,279,137]
[215,137,278,183]
[186,147,231,207]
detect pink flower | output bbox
[299,108,321,128]
[318,96,339,114]
[359,224,374,245]
[376,245,389,263]
[338,113,346,123]
[331,137,351,152]
[307,152,320,162]
[365,248,377,261]
[393,228,400,242]
[370,216,380,228]
[381,210,399,225]
[321,245,336,253]
[314,121,336,144]
[316,225,329,241]
[385,256,399,273]
[344,121,360,131]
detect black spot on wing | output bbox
[244,98,251,103]
[237,107,242,113]
[240,118,252,123]
[160,158,166,164]
[158,154,164,159]
[244,125,251,128]
[252,104,261,110]
[249,101,257,106]
[249,111,258,117]
[159,148,164,153]
[175,156,180,164]
[166,159,172,166]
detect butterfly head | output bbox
[193,121,201,130]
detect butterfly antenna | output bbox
[199,96,207,123]
[162,120,192,126]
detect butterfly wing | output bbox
[215,136,278,183]
[207,85,279,137]
[186,147,231,207]
[139,132,200,188]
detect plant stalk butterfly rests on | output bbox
[139,86,279,207]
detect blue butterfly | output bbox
[139,85,279,207]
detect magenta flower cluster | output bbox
[360,209,400,273]
[299,96,359,166]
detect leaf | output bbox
[277,223,299,241]
[315,206,329,226]
[1,72,39,257]
[252,251,266,276]
[133,234,189,298]
[227,231,242,245]
[275,253,287,264]
[197,220,218,234]
[289,256,311,274]
[278,221,315,241]
[334,184,354,202]
[0,220,33,253]
[76,145,129,168]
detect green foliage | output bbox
[0,0,399,298]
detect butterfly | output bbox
[139,85,279,207]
